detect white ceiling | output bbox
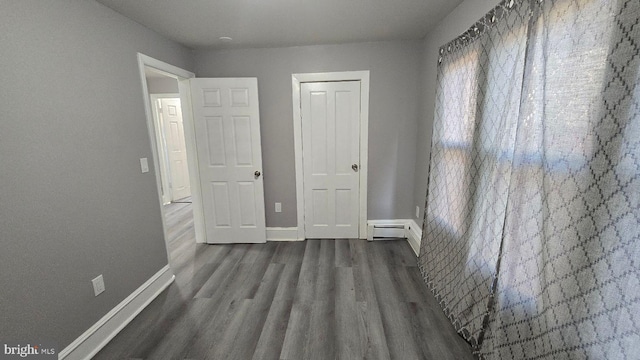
[96,0,464,49]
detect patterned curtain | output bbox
[418,0,640,358]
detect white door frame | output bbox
[137,53,206,247]
[150,93,179,205]
[292,71,370,240]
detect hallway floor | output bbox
[94,201,473,359]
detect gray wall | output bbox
[0,0,193,349]
[413,0,502,223]
[194,40,421,227]
[147,76,179,94]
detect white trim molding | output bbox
[177,78,206,244]
[59,265,174,360]
[292,71,370,240]
[266,227,303,241]
[137,53,206,245]
[406,219,422,257]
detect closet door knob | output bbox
[352,164,359,172]
[254,170,261,177]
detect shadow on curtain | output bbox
[418,0,639,358]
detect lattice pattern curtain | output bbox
[418,0,639,358]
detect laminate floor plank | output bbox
[95,202,474,360]
[301,241,337,359]
[407,301,457,360]
[251,263,301,360]
[335,267,362,360]
[271,241,305,265]
[142,298,213,360]
[315,241,336,301]
[368,245,422,360]
[272,260,304,301]
[350,239,378,303]
[223,263,285,360]
[251,297,294,360]
[205,299,252,360]
[356,300,392,360]
[182,299,238,360]
[334,239,353,267]
[193,245,249,299]
[303,299,336,360]
[279,300,311,360]
[376,239,418,267]
[279,241,320,360]
[173,246,230,293]
[350,240,392,359]
[291,240,321,303]
[387,262,425,303]
[126,288,205,358]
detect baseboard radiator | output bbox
[367,223,406,240]
[367,220,421,257]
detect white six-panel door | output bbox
[190,78,266,244]
[301,81,361,238]
[160,98,191,201]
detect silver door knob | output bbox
[352,164,359,172]
[254,170,261,177]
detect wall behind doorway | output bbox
[195,40,422,227]
[147,77,179,94]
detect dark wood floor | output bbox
[94,201,473,360]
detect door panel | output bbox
[335,189,352,226]
[301,81,360,239]
[160,98,191,200]
[233,116,253,165]
[205,117,226,166]
[335,91,354,175]
[310,92,328,175]
[191,78,266,244]
[211,182,231,227]
[238,182,258,226]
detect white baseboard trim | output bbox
[59,265,175,360]
[266,227,303,241]
[265,222,420,246]
[406,219,422,257]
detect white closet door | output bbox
[301,81,361,239]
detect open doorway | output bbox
[143,66,195,260]
[144,66,195,260]
[145,67,192,205]
[137,54,207,279]
[137,53,266,247]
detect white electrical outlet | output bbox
[416,206,420,219]
[275,202,282,213]
[92,275,105,296]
